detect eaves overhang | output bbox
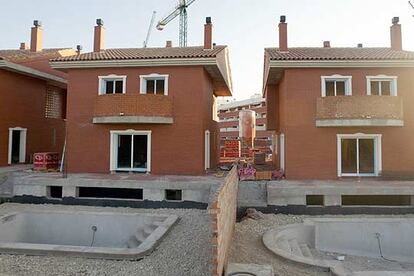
[50,57,217,69]
[0,60,67,86]
[268,59,414,68]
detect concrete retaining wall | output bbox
[12,173,220,204]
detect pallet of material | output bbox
[255,171,272,180]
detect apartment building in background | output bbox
[0,21,75,166]
[50,18,232,175]
[218,94,273,158]
[264,16,414,179]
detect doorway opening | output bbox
[8,128,27,165]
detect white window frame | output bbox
[321,75,352,97]
[366,75,398,96]
[336,133,382,177]
[109,130,152,173]
[139,73,169,95]
[8,127,27,165]
[98,74,127,95]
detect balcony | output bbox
[93,94,173,124]
[316,95,403,127]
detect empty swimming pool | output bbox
[263,217,414,275]
[0,210,178,260]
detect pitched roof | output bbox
[0,48,73,63]
[52,46,227,62]
[265,47,414,61]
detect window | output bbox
[140,74,169,95]
[367,75,397,96]
[321,75,352,97]
[98,75,126,95]
[110,130,151,173]
[78,187,143,200]
[337,134,382,177]
[48,186,62,199]
[165,189,182,201]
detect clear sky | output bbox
[1,0,413,100]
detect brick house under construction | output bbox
[0,21,75,166]
[264,16,414,179]
[50,18,232,175]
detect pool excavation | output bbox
[263,217,414,275]
[0,210,178,260]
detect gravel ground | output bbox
[229,212,414,276]
[229,213,330,276]
[0,203,212,276]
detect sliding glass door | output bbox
[338,134,380,177]
[111,131,151,173]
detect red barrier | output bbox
[33,152,59,171]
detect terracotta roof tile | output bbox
[52,46,226,62]
[0,48,72,63]
[265,47,414,61]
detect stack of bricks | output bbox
[209,166,239,276]
[220,140,240,158]
[254,138,272,156]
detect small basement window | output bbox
[140,74,169,95]
[321,75,352,97]
[78,187,143,200]
[341,195,411,206]
[48,186,62,199]
[165,189,182,201]
[98,75,126,95]
[306,195,324,206]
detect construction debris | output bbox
[238,164,256,181]
[242,208,265,221]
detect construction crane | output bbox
[156,0,197,47]
[143,11,157,48]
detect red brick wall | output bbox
[209,166,238,276]
[316,95,403,120]
[268,67,414,179]
[94,94,173,117]
[65,66,218,175]
[0,69,66,166]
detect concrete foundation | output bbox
[237,181,267,207]
[267,180,414,207]
[11,172,221,204]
